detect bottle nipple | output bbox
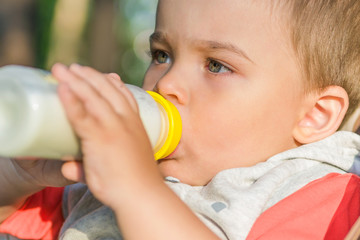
[147,91,182,160]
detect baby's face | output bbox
[143,0,307,186]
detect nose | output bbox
[154,67,189,105]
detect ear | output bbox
[293,86,349,144]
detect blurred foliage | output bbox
[116,0,157,86]
[35,0,57,69]
[0,0,157,86]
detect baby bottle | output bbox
[0,65,181,160]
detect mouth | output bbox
[160,144,179,160]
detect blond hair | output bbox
[284,0,360,123]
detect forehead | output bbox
[157,0,267,27]
[155,0,292,65]
[156,0,281,24]
[155,0,285,40]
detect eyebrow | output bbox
[149,32,171,48]
[199,40,255,64]
[149,32,255,64]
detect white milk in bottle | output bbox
[0,65,181,160]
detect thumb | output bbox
[61,161,86,183]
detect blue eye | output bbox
[207,59,231,73]
[151,50,170,64]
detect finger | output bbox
[58,82,87,122]
[57,82,97,136]
[107,72,121,81]
[68,64,136,116]
[53,63,117,122]
[61,161,86,183]
[107,76,139,113]
[12,159,75,187]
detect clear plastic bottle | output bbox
[0,65,181,160]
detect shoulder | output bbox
[247,173,360,240]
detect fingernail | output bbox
[69,63,82,70]
[52,62,66,71]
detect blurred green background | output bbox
[0,0,157,86]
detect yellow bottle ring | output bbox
[147,91,182,160]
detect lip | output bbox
[161,143,180,160]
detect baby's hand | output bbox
[52,63,160,208]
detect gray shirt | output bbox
[58,131,360,240]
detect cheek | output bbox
[142,68,161,90]
[187,103,251,154]
[186,95,288,159]
[246,93,301,152]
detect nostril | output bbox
[152,85,160,93]
[151,68,189,105]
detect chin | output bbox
[157,157,210,186]
[157,158,177,176]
